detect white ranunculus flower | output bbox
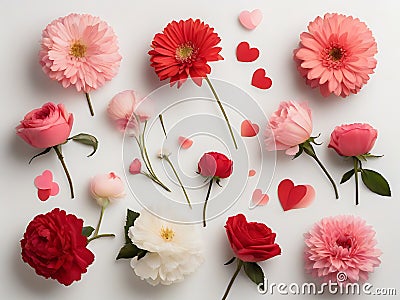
[128,210,204,286]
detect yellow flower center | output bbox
[175,42,197,62]
[160,226,175,242]
[70,41,87,58]
[329,47,343,61]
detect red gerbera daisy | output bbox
[149,18,223,88]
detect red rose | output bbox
[198,152,233,179]
[20,208,94,286]
[225,214,281,262]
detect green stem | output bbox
[164,156,191,208]
[53,146,74,199]
[94,205,106,237]
[222,260,243,300]
[353,157,360,205]
[203,179,213,227]
[85,93,94,116]
[87,233,115,243]
[205,76,238,150]
[159,114,167,138]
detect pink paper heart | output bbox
[178,136,193,149]
[239,9,263,30]
[241,120,260,137]
[278,179,315,211]
[252,189,269,206]
[34,170,53,189]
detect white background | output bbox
[1,0,399,299]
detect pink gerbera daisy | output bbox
[304,215,381,283]
[39,13,122,115]
[294,13,377,98]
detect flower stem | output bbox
[158,114,167,138]
[93,205,105,237]
[164,156,191,208]
[53,145,74,199]
[87,233,115,243]
[303,142,339,199]
[222,259,243,300]
[353,157,360,205]
[205,76,238,150]
[203,179,213,227]
[85,93,94,116]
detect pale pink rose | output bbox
[304,215,381,283]
[90,172,125,206]
[107,90,152,136]
[16,102,73,148]
[129,159,142,175]
[328,123,377,157]
[39,13,122,93]
[264,101,312,154]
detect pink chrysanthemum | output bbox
[304,215,381,283]
[39,13,122,93]
[294,13,377,97]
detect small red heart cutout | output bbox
[252,189,269,206]
[251,68,272,89]
[236,42,260,62]
[241,120,259,137]
[278,179,308,211]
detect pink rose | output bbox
[90,172,125,206]
[16,102,73,148]
[328,123,378,157]
[264,101,312,153]
[107,90,152,136]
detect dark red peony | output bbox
[198,152,233,179]
[149,18,223,88]
[20,208,94,286]
[225,214,281,262]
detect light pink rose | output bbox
[328,123,378,157]
[107,90,152,136]
[90,172,125,206]
[264,101,312,153]
[16,102,73,148]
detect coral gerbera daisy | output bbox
[304,215,381,283]
[39,13,122,116]
[294,13,377,98]
[149,18,223,88]
[149,19,237,149]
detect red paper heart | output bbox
[241,120,259,137]
[278,179,308,211]
[236,42,260,62]
[251,68,272,89]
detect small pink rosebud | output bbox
[129,159,142,175]
[90,172,125,206]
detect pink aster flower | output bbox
[304,215,381,283]
[294,13,377,98]
[39,13,122,116]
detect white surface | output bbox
[1,0,400,299]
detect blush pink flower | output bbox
[304,215,381,283]
[294,13,377,97]
[107,90,152,136]
[90,172,125,207]
[264,101,312,155]
[40,13,122,94]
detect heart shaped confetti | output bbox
[34,170,59,201]
[248,169,256,177]
[239,9,263,30]
[252,189,269,206]
[251,68,272,89]
[236,42,260,62]
[241,120,259,137]
[178,136,193,149]
[278,179,315,211]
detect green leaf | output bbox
[361,169,391,197]
[70,133,98,157]
[124,209,140,244]
[28,147,51,164]
[243,262,265,286]
[292,146,303,160]
[224,257,236,266]
[82,226,95,237]
[116,243,147,260]
[340,169,355,184]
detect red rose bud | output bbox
[20,208,94,286]
[198,152,233,179]
[225,214,281,262]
